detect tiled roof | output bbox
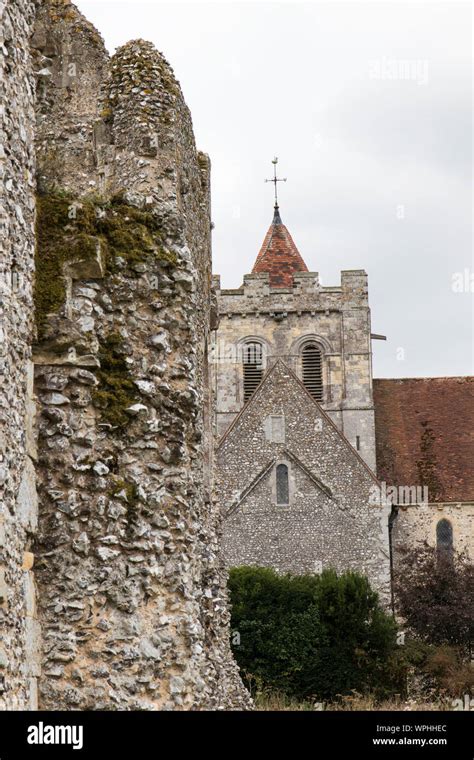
[251,205,308,288]
[373,377,474,503]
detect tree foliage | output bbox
[228,566,398,701]
[393,545,474,653]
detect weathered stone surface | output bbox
[1,0,249,712]
[217,361,391,602]
[0,0,38,712]
[28,0,249,711]
[214,267,377,472]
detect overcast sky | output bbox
[76,0,472,378]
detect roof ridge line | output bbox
[217,360,281,448]
[223,458,276,519]
[217,359,381,488]
[278,361,381,486]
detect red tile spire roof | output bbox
[251,204,309,288]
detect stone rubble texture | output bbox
[0,0,39,711]
[1,0,250,710]
[214,266,377,472]
[213,207,472,597]
[3,0,470,715]
[216,362,391,603]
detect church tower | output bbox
[213,162,377,472]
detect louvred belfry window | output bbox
[301,343,323,401]
[242,342,264,402]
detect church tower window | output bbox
[276,463,290,505]
[436,518,453,554]
[301,343,323,401]
[242,341,264,402]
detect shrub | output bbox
[424,646,474,697]
[394,545,474,653]
[228,566,398,701]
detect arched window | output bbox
[301,343,323,401]
[436,518,453,554]
[242,341,263,402]
[276,463,289,505]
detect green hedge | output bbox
[229,566,399,701]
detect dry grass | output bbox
[254,691,452,712]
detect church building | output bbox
[212,161,473,600]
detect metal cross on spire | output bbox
[265,157,287,208]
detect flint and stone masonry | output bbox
[216,361,391,603]
[1,0,471,713]
[0,0,39,711]
[214,263,377,472]
[1,0,249,711]
[213,207,472,596]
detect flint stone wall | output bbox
[217,362,391,604]
[214,269,377,472]
[0,0,39,711]
[2,0,249,711]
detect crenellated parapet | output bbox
[214,222,376,470]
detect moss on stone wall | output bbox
[34,191,176,337]
[92,333,137,428]
[34,191,98,338]
[97,195,176,271]
[46,0,77,24]
[45,0,104,46]
[109,478,139,527]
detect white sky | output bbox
[76,0,473,378]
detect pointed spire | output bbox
[252,204,308,288]
[252,158,308,287]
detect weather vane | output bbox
[265,157,287,207]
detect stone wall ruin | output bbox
[0,0,249,711]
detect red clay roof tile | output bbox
[373,377,474,503]
[252,205,308,288]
